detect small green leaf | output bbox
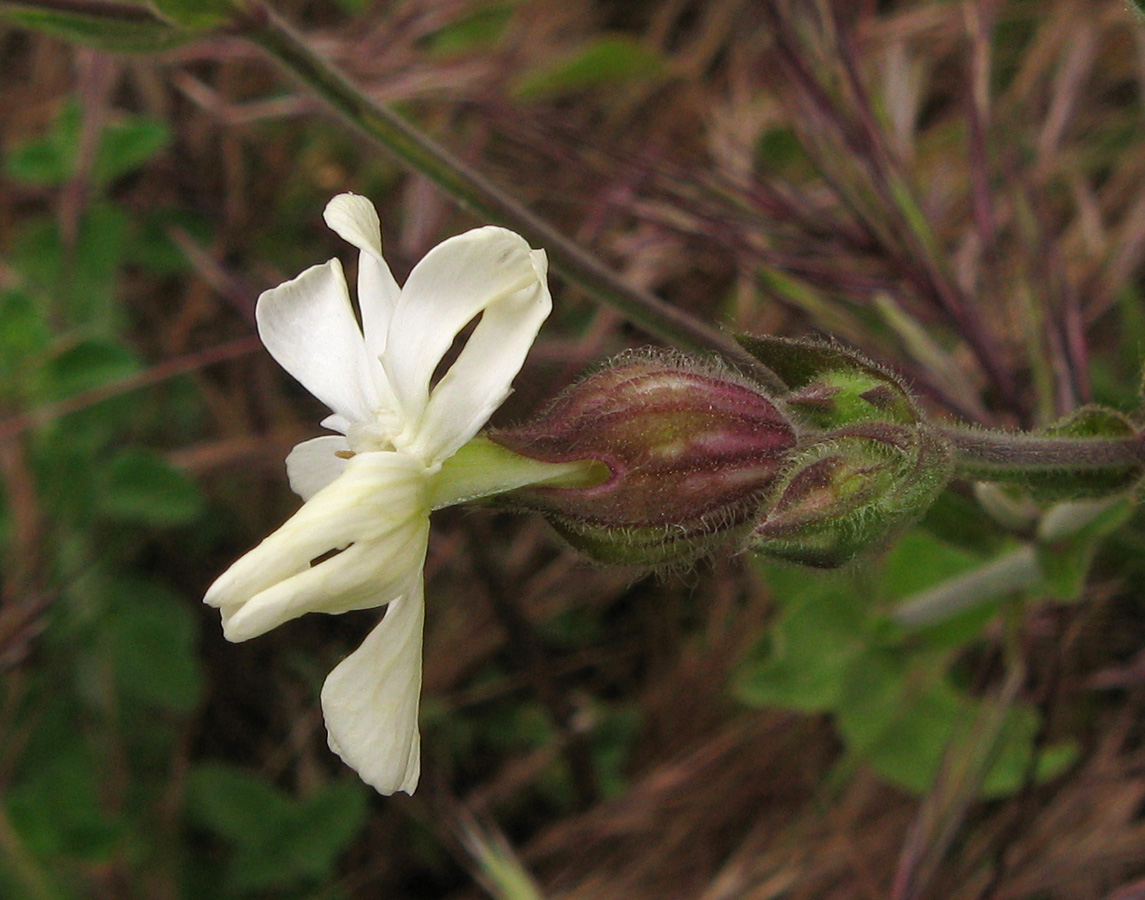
[270,783,369,885]
[0,4,187,54]
[428,2,516,55]
[42,339,139,400]
[147,0,232,30]
[105,581,202,712]
[186,764,369,892]
[99,448,202,526]
[186,763,295,845]
[0,290,51,395]
[734,569,868,711]
[6,102,169,187]
[513,35,667,100]
[93,117,170,184]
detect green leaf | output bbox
[5,102,169,187]
[186,763,295,845]
[836,649,1074,796]
[41,339,139,400]
[99,448,202,526]
[835,649,961,793]
[148,0,232,29]
[0,4,187,54]
[591,703,640,800]
[0,290,51,396]
[187,764,369,892]
[93,117,170,184]
[104,580,202,712]
[734,568,868,711]
[259,783,368,888]
[879,529,983,602]
[13,204,131,332]
[513,35,668,100]
[6,697,120,859]
[428,2,516,55]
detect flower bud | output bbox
[489,355,798,566]
[750,422,951,567]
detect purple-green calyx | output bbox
[488,338,1145,570]
[489,354,798,565]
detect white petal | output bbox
[286,435,351,501]
[222,524,428,642]
[411,249,551,462]
[323,193,401,361]
[204,452,429,641]
[321,413,352,434]
[321,583,425,795]
[383,228,547,453]
[256,259,378,423]
[324,193,384,257]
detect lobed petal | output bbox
[323,193,401,361]
[382,227,546,456]
[204,452,429,641]
[256,259,379,424]
[321,583,425,795]
[411,249,551,463]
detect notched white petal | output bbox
[323,193,401,359]
[255,259,378,423]
[412,268,551,463]
[321,585,425,795]
[383,227,543,438]
[323,193,383,255]
[286,435,351,501]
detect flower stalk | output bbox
[938,425,1145,477]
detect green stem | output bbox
[232,2,784,389]
[938,424,1145,479]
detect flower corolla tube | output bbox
[204,194,592,795]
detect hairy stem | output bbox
[232,2,784,389]
[939,424,1145,479]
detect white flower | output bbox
[205,194,588,795]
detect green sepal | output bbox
[1,3,189,53]
[737,334,920,426]
[549,517,754,568]
[751,425,952,568]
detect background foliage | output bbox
[4,0,1145,898]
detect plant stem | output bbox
[893,545,1039,630]
[938,424,1145,479]
[232,2,785,389]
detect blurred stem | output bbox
[939,425,1145,479]
[893,494,1124,630]
[892,545,1039,631]
[233,2,784,389]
